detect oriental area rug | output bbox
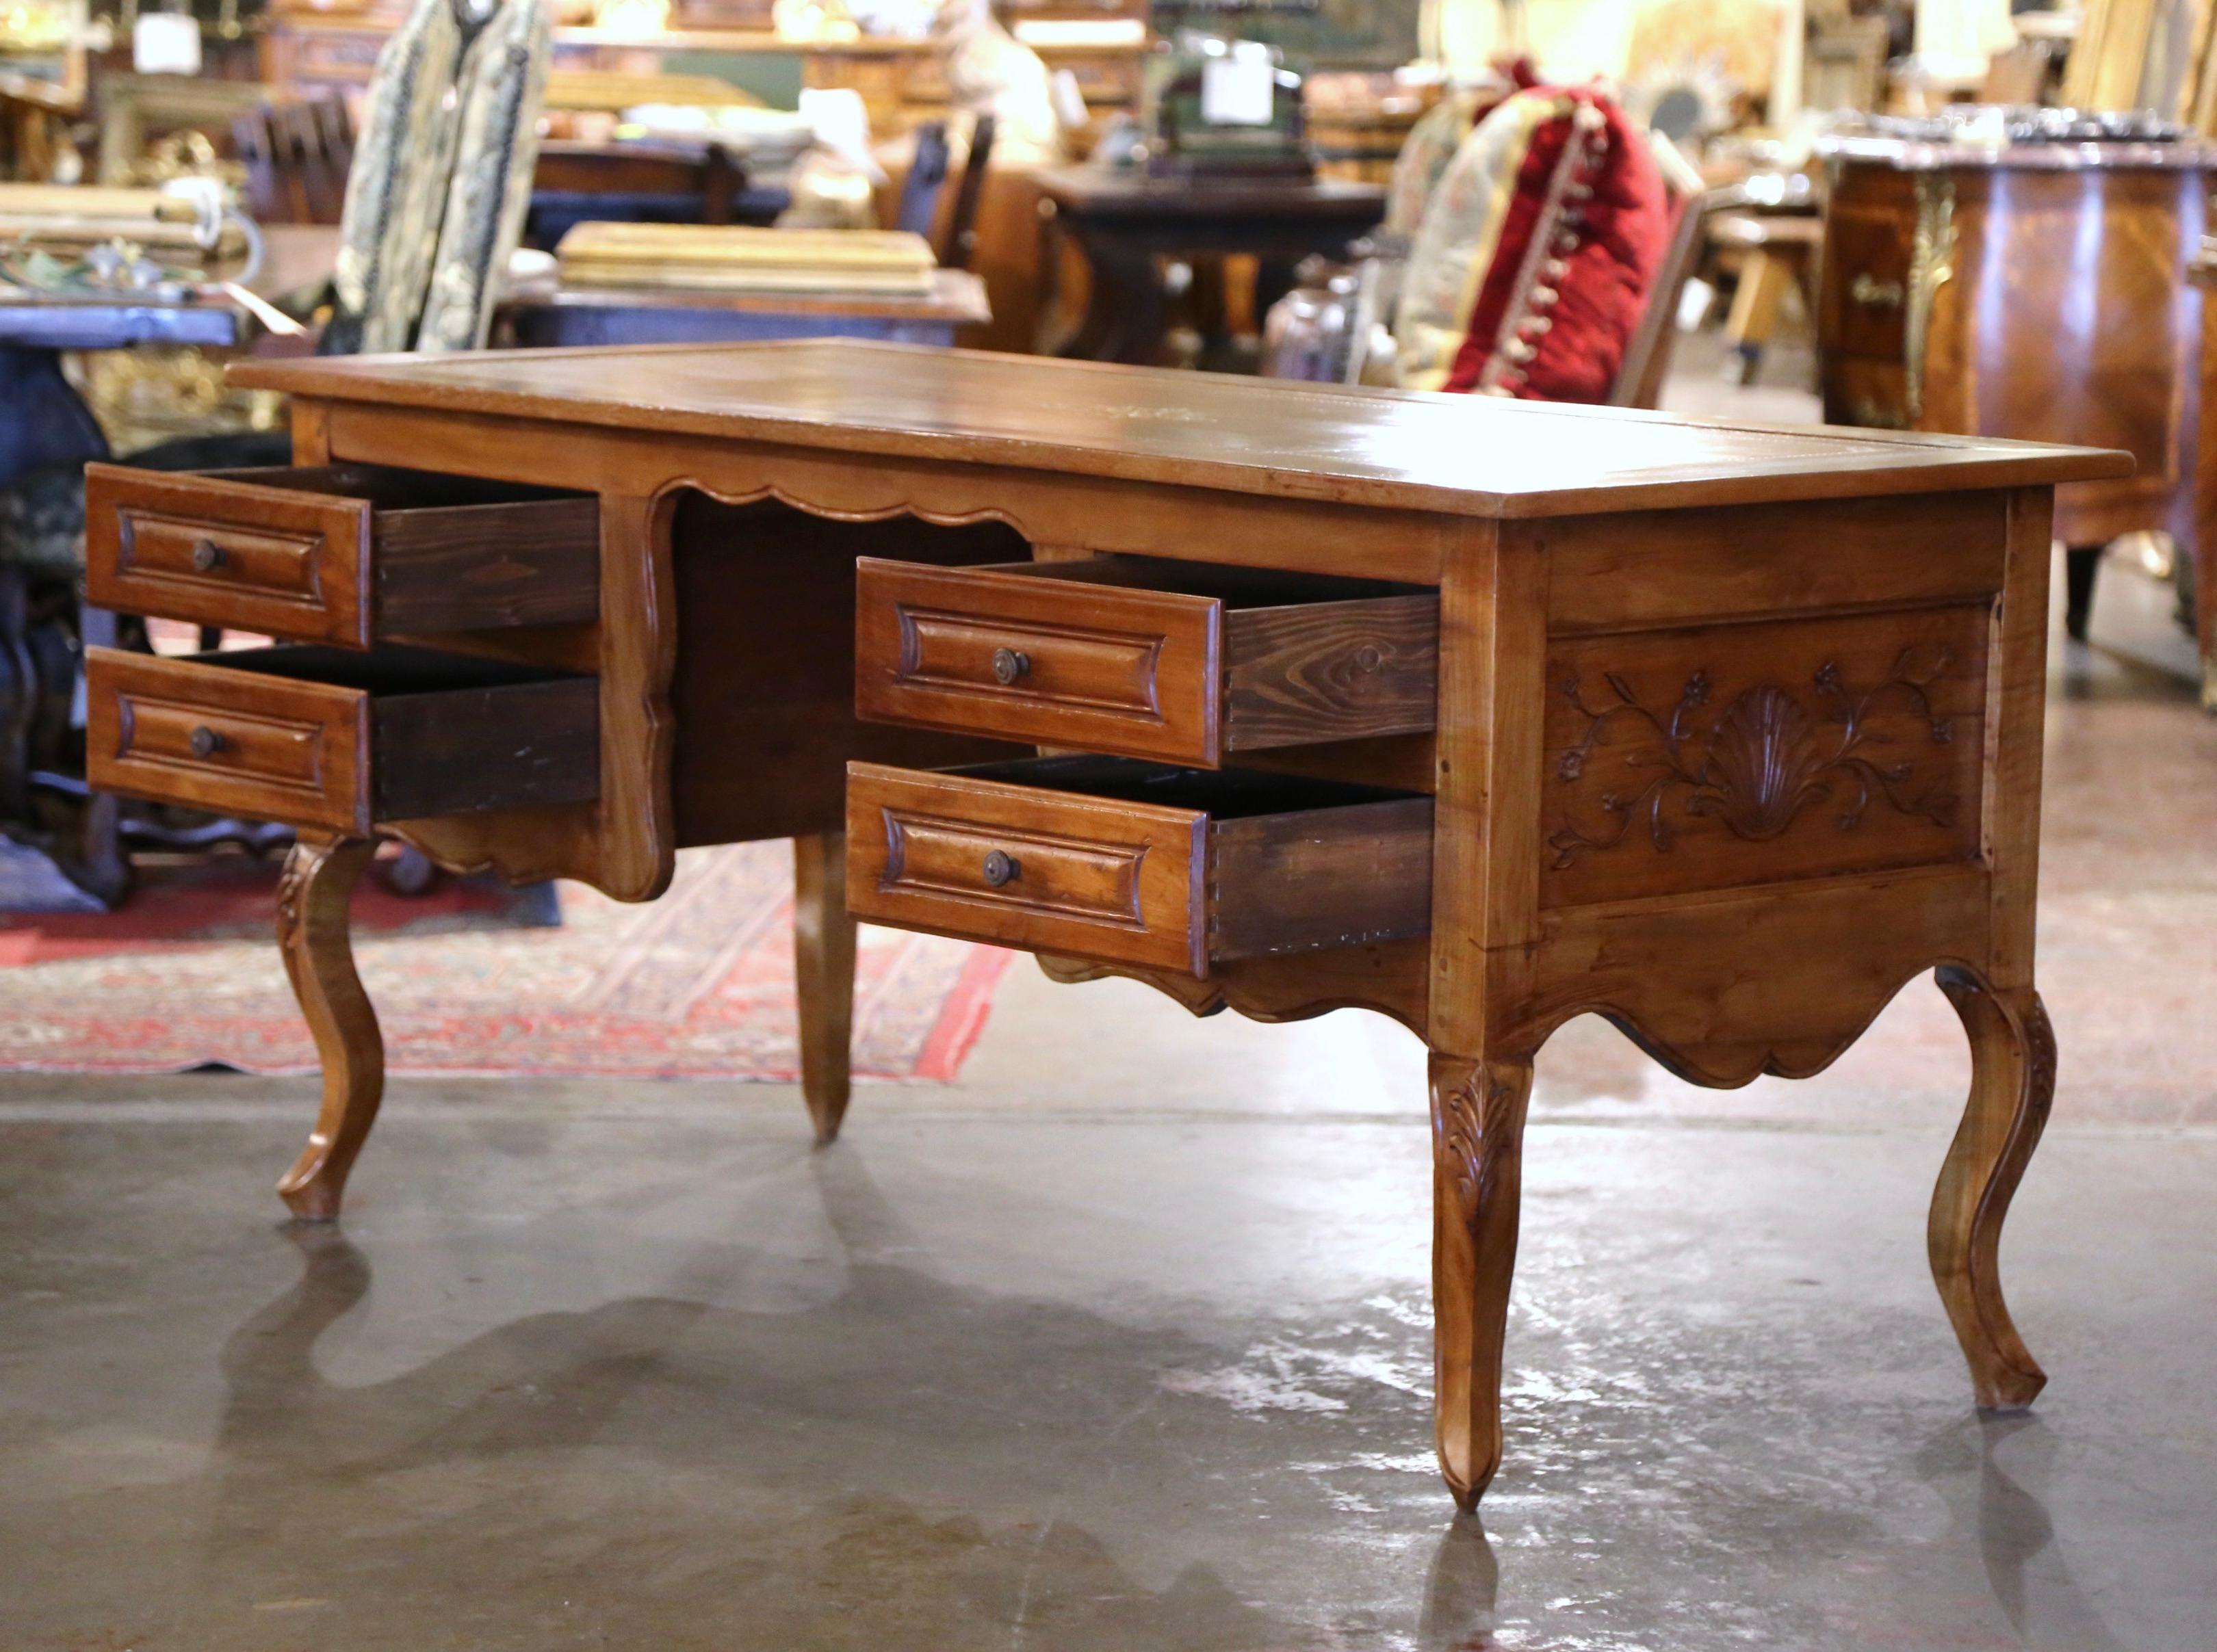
[0,840,1009,1081]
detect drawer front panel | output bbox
[87,466,369,644]
[86,647,368,832]
[847,761,1208,973]
[884,811,1151,926]
[858,561,1220,764]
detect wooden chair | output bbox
[1705,206,1821,387]
[524,139,749,250]
[936,114,996,270]
[1610,185,1746,409]
[886,116,996,269]
[893,121,954,241]
[1258,181,1730,404]
[234,98,354,226]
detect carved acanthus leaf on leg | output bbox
[1429,1053,1534,1512]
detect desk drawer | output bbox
[848,757,1431,975]
[87,645,599,835]
[86,463,600,646]
[856,555,1436,766]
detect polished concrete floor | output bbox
[5,408,2215,1647]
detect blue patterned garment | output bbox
[326,0,469,355]
[417,0,555,353]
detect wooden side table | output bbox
[498,267,991,349]
[83,341,2123,1507]
[1035,168,1386,365]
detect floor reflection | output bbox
[1915,1413,2127,1652]
[187,1190,1304,1648]
[1420,1515,1501,1651]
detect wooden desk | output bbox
[81,341,2123,1509]
[500,267,991,349]
[1035,169,1386,365]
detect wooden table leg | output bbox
[2196,533,2217,713]
[794,830,857,1144]
[274,832,383,1222]
[1931,967,2054,1409]
[1723,247,1795,384]
[2063,544,2105,642]
[1056,232,1169,366]
[1429,1051,1535,1512]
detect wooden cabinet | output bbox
[1818,140,2212,652]
[259,9,403,96]
[804,37,1142,135]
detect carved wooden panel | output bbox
[1540,603,1989,907]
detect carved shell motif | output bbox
[1687,685,1832,841]
[1547,648,1960,867]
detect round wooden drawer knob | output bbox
[981,850,1021,887]
[188,725,226,759]
[991,647,1030,685]
[190,538,227,573]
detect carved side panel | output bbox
[1542,603,1989,908]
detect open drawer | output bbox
[847,756,1433,976]
[86,462,600,646]
[855,554,1438,766]
[86,644,599,835]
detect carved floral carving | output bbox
[275,841,311,947]
[1550,645,1960,867]
[1430,1061,1525,1225]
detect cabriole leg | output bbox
[274,832,383,1222]
[1932,966,2055,1409]
[794,831,857,1144]
[1430,1052,1535,1511]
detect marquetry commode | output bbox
[79,341,2126,1510]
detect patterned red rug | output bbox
[0,842,1009,1081]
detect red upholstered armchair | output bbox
[1395,86,1676,403]
[1265,83,1717,410]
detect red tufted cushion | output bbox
[1397,87,1672,403]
